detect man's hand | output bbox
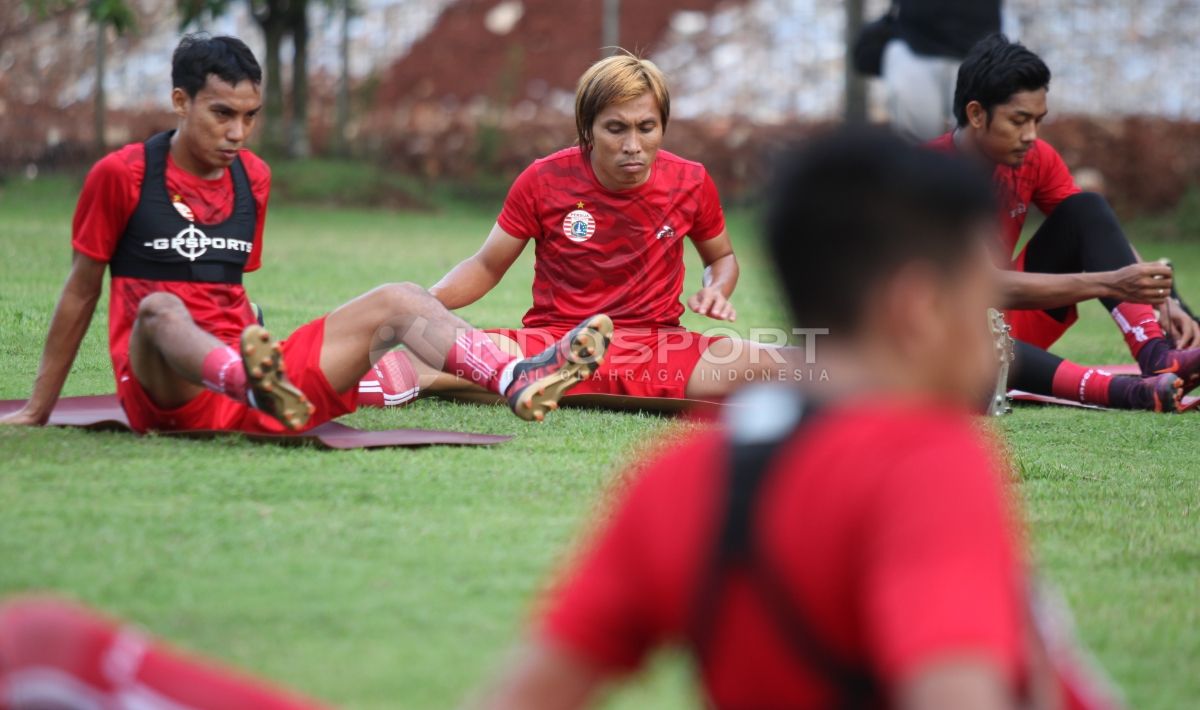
[0,405,49,427]
[1162,298,1200,348]
[688,287,736,322]
[1106,262,1174,304]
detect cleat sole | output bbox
[510,315,614,422]
[240,325,313,430]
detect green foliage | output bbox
[25,0,135,33]
[176,0,230,29]
[88,0,135,33]
[1,173,1198,708]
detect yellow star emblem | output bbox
[576,201,585,209]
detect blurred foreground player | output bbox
[0,34,609,432]
[930,35,1200,411]
[474,129,1121,710]
[358,53,809,410]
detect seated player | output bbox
[0,35,610,433]
[930,34,1200,411]
[473,130,1120,709]
[356,53,804,410]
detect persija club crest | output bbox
[563,208,596,242]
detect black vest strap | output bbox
[689,390,876,708]
[109,257,247,285]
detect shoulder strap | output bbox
[689,388,875,708]
[228,151,252,208]
[140,131,172,199]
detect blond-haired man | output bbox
[358,53,801,407]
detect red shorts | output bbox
[1005,306,1078,350]
[487,326,725,399]
[117,316,357,434]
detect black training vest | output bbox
[109,130,256,285]
[689,388,877,709]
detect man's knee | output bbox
[135,292,188,332]
[373,282,429,314]
[1056,191,1111,221]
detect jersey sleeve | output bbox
[689,171,726,242]
[71,152,141,262]
[860,427,1024,687]
[538,467,666,674]
[241,152,272,273]
[496,163,543,240]
[1032,142,1081,216]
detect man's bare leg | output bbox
[128,292,235,409]
[320,283,610,420]
[686,339,810,399]
[319,283,500,392]
[128,292,311,428]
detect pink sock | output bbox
[1051,361,1113,406]
[1111,303,1165,358]
[201,345,248,403]
[445,330,518,394]
[357,350,421,408]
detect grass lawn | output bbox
[1,172,1198,709]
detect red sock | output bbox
[357,350,421,408]
[201,345,248,403]
[444,330,518,394]
[0,598,324,710]
[1111,303,1165,358]
[1051,360,1114,405]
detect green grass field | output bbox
[1,173,1198,709]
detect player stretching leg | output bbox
[0,35,608,433]
[929,35,1200,411]
[356,53,809,411]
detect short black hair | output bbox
[953,34,1050,127]
[765,126,996,334]
[171,33,262,98]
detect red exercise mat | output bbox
[0,395,511,449]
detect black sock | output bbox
[1108,375,1148,410]
[1136,337,1172,376]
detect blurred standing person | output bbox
[879,0,1003,141]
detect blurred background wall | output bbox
[2,0,1198,212]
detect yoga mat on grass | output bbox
[0,395,511,449]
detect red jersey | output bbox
[927,133,1080,269]
[71,141,270,386]
[541,399,1027,707]
[497,147,725,330]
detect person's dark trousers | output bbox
[1023,192,1196,323]
[1009,338,1060,395]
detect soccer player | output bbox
[473,130,1119,709]
[0,35,610,433]
[357,53,804,410]
[930,34,1200,411]
[0,596,327,709]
